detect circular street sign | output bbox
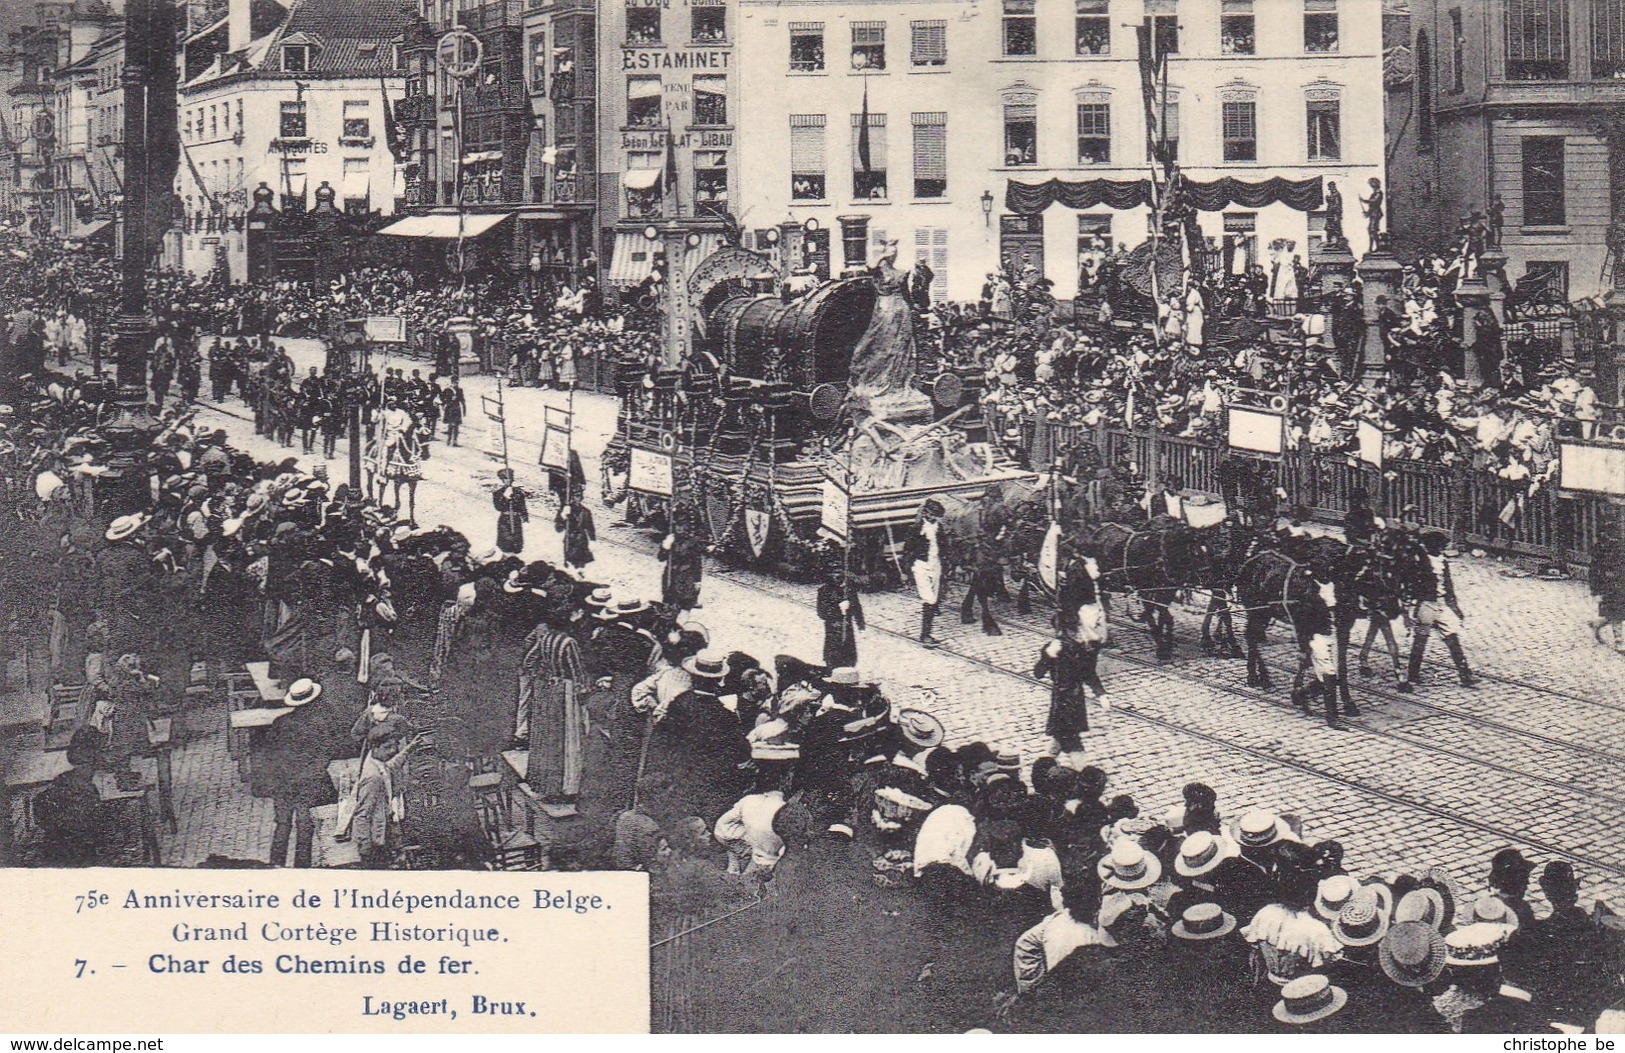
[437,30,483,79]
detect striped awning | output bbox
[376,213,511,238]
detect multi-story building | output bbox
[48,27,123,242]
[734,0,1387,304]
[391,0,586,279]
[1390,0,1625,300]
[173,0,408,280]
[598,0,738,288]
[0,0,119,238]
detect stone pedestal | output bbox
[1311,240,1357,296]
[1457,278,1493,387]
[1356,246,1404,387]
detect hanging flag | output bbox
[663,117,679,201]
[1136,23,1164,171]
[379,76,405,163]
[857,78,872,173]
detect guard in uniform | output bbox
[903,499,948,648]
[1406,531,1477,689]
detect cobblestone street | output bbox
[159,339,1625,915]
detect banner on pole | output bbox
[820,478,850,540]
[1357,419,1384,468]
[1557,439,1625,497]
[1226,406,1285,456]
[364,315,406,344]
[629,447,673,496]
[541,426,571,470]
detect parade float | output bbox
[600,216,1038,578]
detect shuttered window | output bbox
[911,20,947,66]
[912,112,946,198]
[790,115,826,200]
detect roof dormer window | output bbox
[283,44,311,71]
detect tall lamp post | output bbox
[103,0,176,515]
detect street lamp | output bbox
[981,190,995,226]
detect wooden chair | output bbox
[488,829,547,871]
[45,684,88,749]
[221,671,258,765]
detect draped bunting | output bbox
[1005,175,1324,215]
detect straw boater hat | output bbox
[1444,922,1511,967]
[105,513,150,542]
[1097,838,1162,891]
[1272,975,1347,1026]
[596,598,651,621]
[1232,809,1294,850]
[1393,887,1448,930]
[1419,867,1464,930]
[682,649,730,681]
[1379,922,1449,988]
[1314,875,1360,922]
[1332,888,1392,948]
[1099,816,1160,847]
[895,709,945,750]
[1171,903,1236,942]
[1463,894,1519,930]
[1175,831,1239,878]
[583,586,614,608]
[283,678,323,707]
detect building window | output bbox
[342,158,370,214]
[627,76,662,128]
[911,20,947,67]
[693,75,727,126]
[343,100,371,140]
[790,114,826,199]
[852,22,886,70]
[1223,211,1257,272]
[695,150,728,215]
[1303,0,1338,53]
[851,112,887,198]
[1307,211,1327,256]
[1449,9,1464,91]
[1145,1,1179,58]
[1076,0,1110,54]
[1417,31,1435,149]
[1521,136,1566,226]
[1076,102,1110,164]
[279,100,307,139]
[1003,96,1037,166]
[692,0,726,43]
[1221,0,1255,54]
[529,32,547,90]
[210,106,219,137]
[1077,214,1111,285]
[911,112,946,198]
[1147,98,1178,161]
[626,1,661,45]
[1004,0,1036,56]
[790,22,825,71]
[1306,97,1340,160]
[1593,0,1625,78]
[625,150,662,217]
[282,44,309,71]
[1222,98,1257,161]
[913,227,948,300]
[281,159,308,211]
[1505,0,1568,80]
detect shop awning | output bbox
[517,210,568,222]
[376,213,511,239]
[622,168,662,191]
[608,230,658,285]
[68,218,113,240]
[607,228,726,285]
[462,150,503,165]
[340,170,370,199]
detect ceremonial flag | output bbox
[664,117,679,200]
[857,79,872,173]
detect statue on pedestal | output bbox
[1359,177,1384,249]
[1324,181,1347,249]
[1488,195,1505,251]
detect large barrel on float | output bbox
[709,278,877,390]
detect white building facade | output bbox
[173,0,406,280]
[734,0,1387,304]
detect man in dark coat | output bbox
[33,727,112,866]
[1033,635,1094,766]
[960,498,1009,635]
[816,555,865,669]
[556,492,596,571]
[251,677,341,868]
[648,650,748,823]
[1588,521,1625,650]
[659,508,705,614]
[493,468,530,557]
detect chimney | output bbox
[227,0,251,52]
